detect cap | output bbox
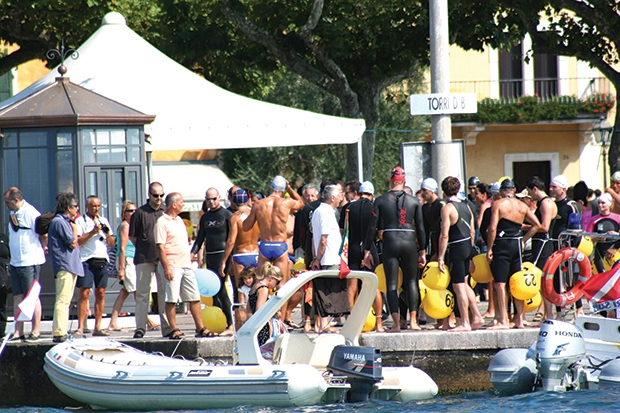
[611,171,620,182]
[468,176,480,187]
[359,181,374,195]
[490,182,501,195]
[390,167,406,182]
[421,177,438,193]
[500,178,516,190]
[551,175,569,190]
[270,175,287,192]
[515,189,530,199]
[598,193,613,205]
[232,189,249,205]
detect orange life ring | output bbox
[541,247,591,307]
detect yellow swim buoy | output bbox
[577,236,594,257]
[509,269,540,300]
[422,289,454,319]
[471,254,493,283]
[418,279,428,302]
[362,309,376,332]
[523,291,542,313]
[293,258,306,272]
[375,263,403,293]
[469,276,477,290]
[421,261,451,290]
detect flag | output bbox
[338,209,351,279]
[16,280,41,321]
[579,266,620,313]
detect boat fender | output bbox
[541,247,590,307]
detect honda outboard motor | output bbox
[327,345,382,402]
[535,319,586,391]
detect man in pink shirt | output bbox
[155,192,211,339]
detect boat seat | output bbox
[308,334,346,369]
[272,333,314,365]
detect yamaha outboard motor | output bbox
[328,345,382,402]
[535,319,587,391]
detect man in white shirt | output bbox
[3,187,46,341]
[75,196,115,336]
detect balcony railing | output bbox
[448,77,613,101]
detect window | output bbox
[80,127,143,164]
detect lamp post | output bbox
[598,117,613,188]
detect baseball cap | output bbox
[551,175,569,190]
[390,167,406,182]
[515,189,530,199]
[611,171,620,182]
[359,181,374,195]
[232,189,249,205]
[421,177,438,193]
[500,178,516,190]
[270,175,287,192]
[490,182,501,195]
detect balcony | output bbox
[449,77,613,102]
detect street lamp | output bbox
[597,116,613,188]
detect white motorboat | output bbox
[45,270,438,409]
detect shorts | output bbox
[121,257,137,293]
[490,238,522,284]
[10,265,41,296]
[159,266,200,303]
[233,253,259,267]
[77,257,109,289]
[259,242,288,260]
[447,240,472,284]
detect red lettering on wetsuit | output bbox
[399,208,406,226]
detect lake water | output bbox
[3,387,620,413]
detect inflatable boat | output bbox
[45,270,438,409]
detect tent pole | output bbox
[357,137,363,181]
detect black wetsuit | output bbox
[422,198,445,258]
[300,200,321,269]
[374,190,426,316]
[340,198,379,271]
[446,201,473,284]
[490,218,523,284]
[552,197,582,310]
[591,215,620,273]
[531,196,555,269]
[192,206,234,326]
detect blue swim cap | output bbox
[271,176,286,192]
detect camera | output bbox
[100,224,110,234]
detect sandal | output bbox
[93,329,110,337]
[532,312,544,323]
[284,320,302,329]
[169,328,185,340]
[195,327,216,338]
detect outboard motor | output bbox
[327,345,382,402]
[535,319,587,391]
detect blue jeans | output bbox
[10,265,40,296]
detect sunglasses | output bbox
[150,193,165,198]
[125,209,136,213]
[205,197,218,202]
[69,204,79,208]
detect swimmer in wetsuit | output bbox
[191,187,234,335]
[437,176,484,332]
[373,167,427,332]
[486,179,540,330]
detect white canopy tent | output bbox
[1,12,365,165]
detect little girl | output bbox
[235,266,257,328]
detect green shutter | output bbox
[0,71,13,101]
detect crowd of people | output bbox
[2,167,620,342]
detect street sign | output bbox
[410,92,477,115]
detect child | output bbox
[235,266,257,328]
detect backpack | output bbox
[35,212,56,235]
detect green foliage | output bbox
[453,94,616,124]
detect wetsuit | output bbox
[339,198,379,271]
[490,218,523,284]
[446,201,473,284]
[552,197,582,310]
[299,200,321,269]
[590,214,620,273]
[531,197,555,269]
[422,198,445,258]
[192,206,233,326]
[374,190,426,316]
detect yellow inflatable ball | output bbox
[577,236,594,257]
[200,296,213,307]
[602,250,620,272]
[293,259,306,272]
[362,309,376,332]
[375,263,403,293]
[418,279,428,302]
[422,289,454,319]
[471,254,493,283]
[421,261,451,290]
[509,269,540,300]
[201,306,227,334]
[521,262,543,279]
[469,276,477,290]
[523,291,542,313]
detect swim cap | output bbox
[421,178,438,193]
[390,167,406,182]
[468,176,480,187]
[232,189,249,205]
[490,182,501,195]
[611,171,620,182]
[599,193,613,206]
[270,175,287,192]
[551,175,569,190]
[500,178,516,190]
[359,181,374,195]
